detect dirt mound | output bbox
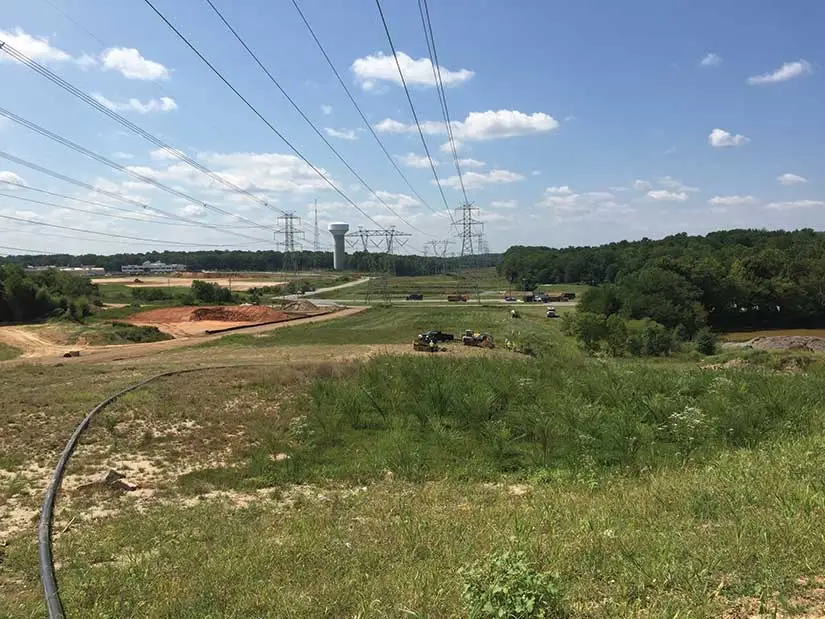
[281,299,321,314]
[747,335,825,352]
[131,305,290,324]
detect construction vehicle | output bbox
[413,332,445,352]
[546,306,557,318]
[447,294,469,302]
[462,330,495,348]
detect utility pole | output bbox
[313,199,319,252]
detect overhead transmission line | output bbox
[289,0,445,220]
[0,41,292,223]
[0,180,261,229]
[373,0,454,224]
[203,0,433,239]
[0,243,57,255]
[0,106,277,239]
[0,150,270,244]
[417,0,469,205]
[0,212,265,248]
[141,0,389,235]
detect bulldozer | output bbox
[462,330,495,349]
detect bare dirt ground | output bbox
[93,276,286,291]
[0,306,367,363]
[127,305,296,337]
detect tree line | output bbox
[500,229,825,332]
[2,249,501,277]
[0,264,100,323]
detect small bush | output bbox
[103,322,173,344]
[459,550,567,619]
[641,319,674,356]
[694,327,717,355]
[604,314,628,356]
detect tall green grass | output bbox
[183,354,825,490]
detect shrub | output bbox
[191,280,234,303]
[604,314,628,357]
[459,550,567,619]
[571,312,607,354]
[694,327,717,355]
[641,319,674,356]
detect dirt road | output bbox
[0,307,368,364]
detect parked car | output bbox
[406,293,424,300]
[546,306,558,318]
[504,296,516,302]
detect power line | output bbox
[0,106,276,237]
[0,180,263,229]
[418,0,469,205]
[203,0,433,239]
[289,0,445,220]
[0,212,266,248]
[0,243,57,256]
[141,0,388,233]
[0,40,291,223]
[0,151,270,243]
[373,0,454,223]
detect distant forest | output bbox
[1,249,501,277]
[499,229,825,332]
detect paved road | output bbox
[279,277,371,305]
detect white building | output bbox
[121,261,186,275]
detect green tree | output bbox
[693,327,717,355]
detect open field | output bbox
[3,303,825,617]
[94,276,287,291]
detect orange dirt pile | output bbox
[130,305,291,324]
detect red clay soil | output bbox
[130,305,291,324]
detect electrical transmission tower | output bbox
[344,226,411,254]
[452,202,483,257]
[275,212,304,271]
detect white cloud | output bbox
[101,47,170,80]
[539,187,631,221]
[709,195,756,206]
[324,127,358,140]
[0,27,71,64]
[531,170,541,176]
[778,172,807,186]
[440,169,524,189]
[439,140,464,154]
[458,158,485,169]
[647,189,688,201]
[321,104,332,115]
[352,51,473,89]
[179,204,207,218]
[700,53,721,67]
[92,93,177,114]
[766,199,825,210]
[490,199,517,209]
[633,179,651,190]
[747,60,812,85]
[545,185,574,195]
[709,128,750,148]
[396,152,438,168]
[376,110,559,141]
[657,176,699,192]
[372,190,419,209]
[0,171,26,186]
[150,147,183,161]
[112,152,134,160]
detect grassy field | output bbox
[722,328,825,341]
[0,342,21,361]
[313,268,514,300]
[209,304,572,348]
[3,304,825,617]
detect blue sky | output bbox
[1,0,823,256]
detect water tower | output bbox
[328,222,349,270]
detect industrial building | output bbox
[121,261,186,275]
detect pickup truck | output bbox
[447,294,469,302]
[420,330,455,342]
[406,293,423,300]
